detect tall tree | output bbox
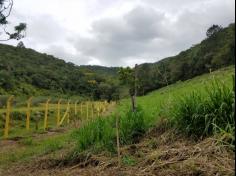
[0,0,26,41]
[118,64,138,112]
[206,24,223,38]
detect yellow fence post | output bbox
[91,102,94,120]
[56,99,62,127]
[80,102,83,117]
[67,101,70,124]
[4,95,14,139]
[59,100,70,126]
[97,102,100,117]
[74,101,79,116]
[102,101,105,113]
[86,101,89,121]
[43,98,50,131]
[26,97,33,130]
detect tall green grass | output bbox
[71,117,116,153]
[170,77,235,145]
[119,106,146,144]
[70,107,147,155]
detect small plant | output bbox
[122,155,136,166]
[43,140,64,154]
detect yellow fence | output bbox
[0,96,112,139]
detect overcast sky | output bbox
[1,0,235,67]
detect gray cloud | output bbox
[72,0,235,66]
[72,6,168,66]
[43,44,95,66]
[28,15,66,43]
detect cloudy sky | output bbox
[1,0,235,66]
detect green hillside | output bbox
[119,65,235,125]
[136,23,235,95]
[79,65,119,77]
[0,45,121,99]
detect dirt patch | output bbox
[0,138,23,154]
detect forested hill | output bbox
[136,23,235,95]
[79,65,119,77]
[0,23,235,99]
[0,45,121,99]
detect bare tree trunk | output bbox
[131,64,138,112]
[131,95,135,112]
[116,113,121,167]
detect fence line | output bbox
[1,96,112,139]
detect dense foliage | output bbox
[0,45,121,100]
[136,23,235,95]
[0,0,27,41]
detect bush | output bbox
[171,77,235,145]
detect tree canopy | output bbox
[206,24,223,38]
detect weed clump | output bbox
[120,106,146,144]
[171,77,235,146]
[70,106,147,155]
[71,117,116,153]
